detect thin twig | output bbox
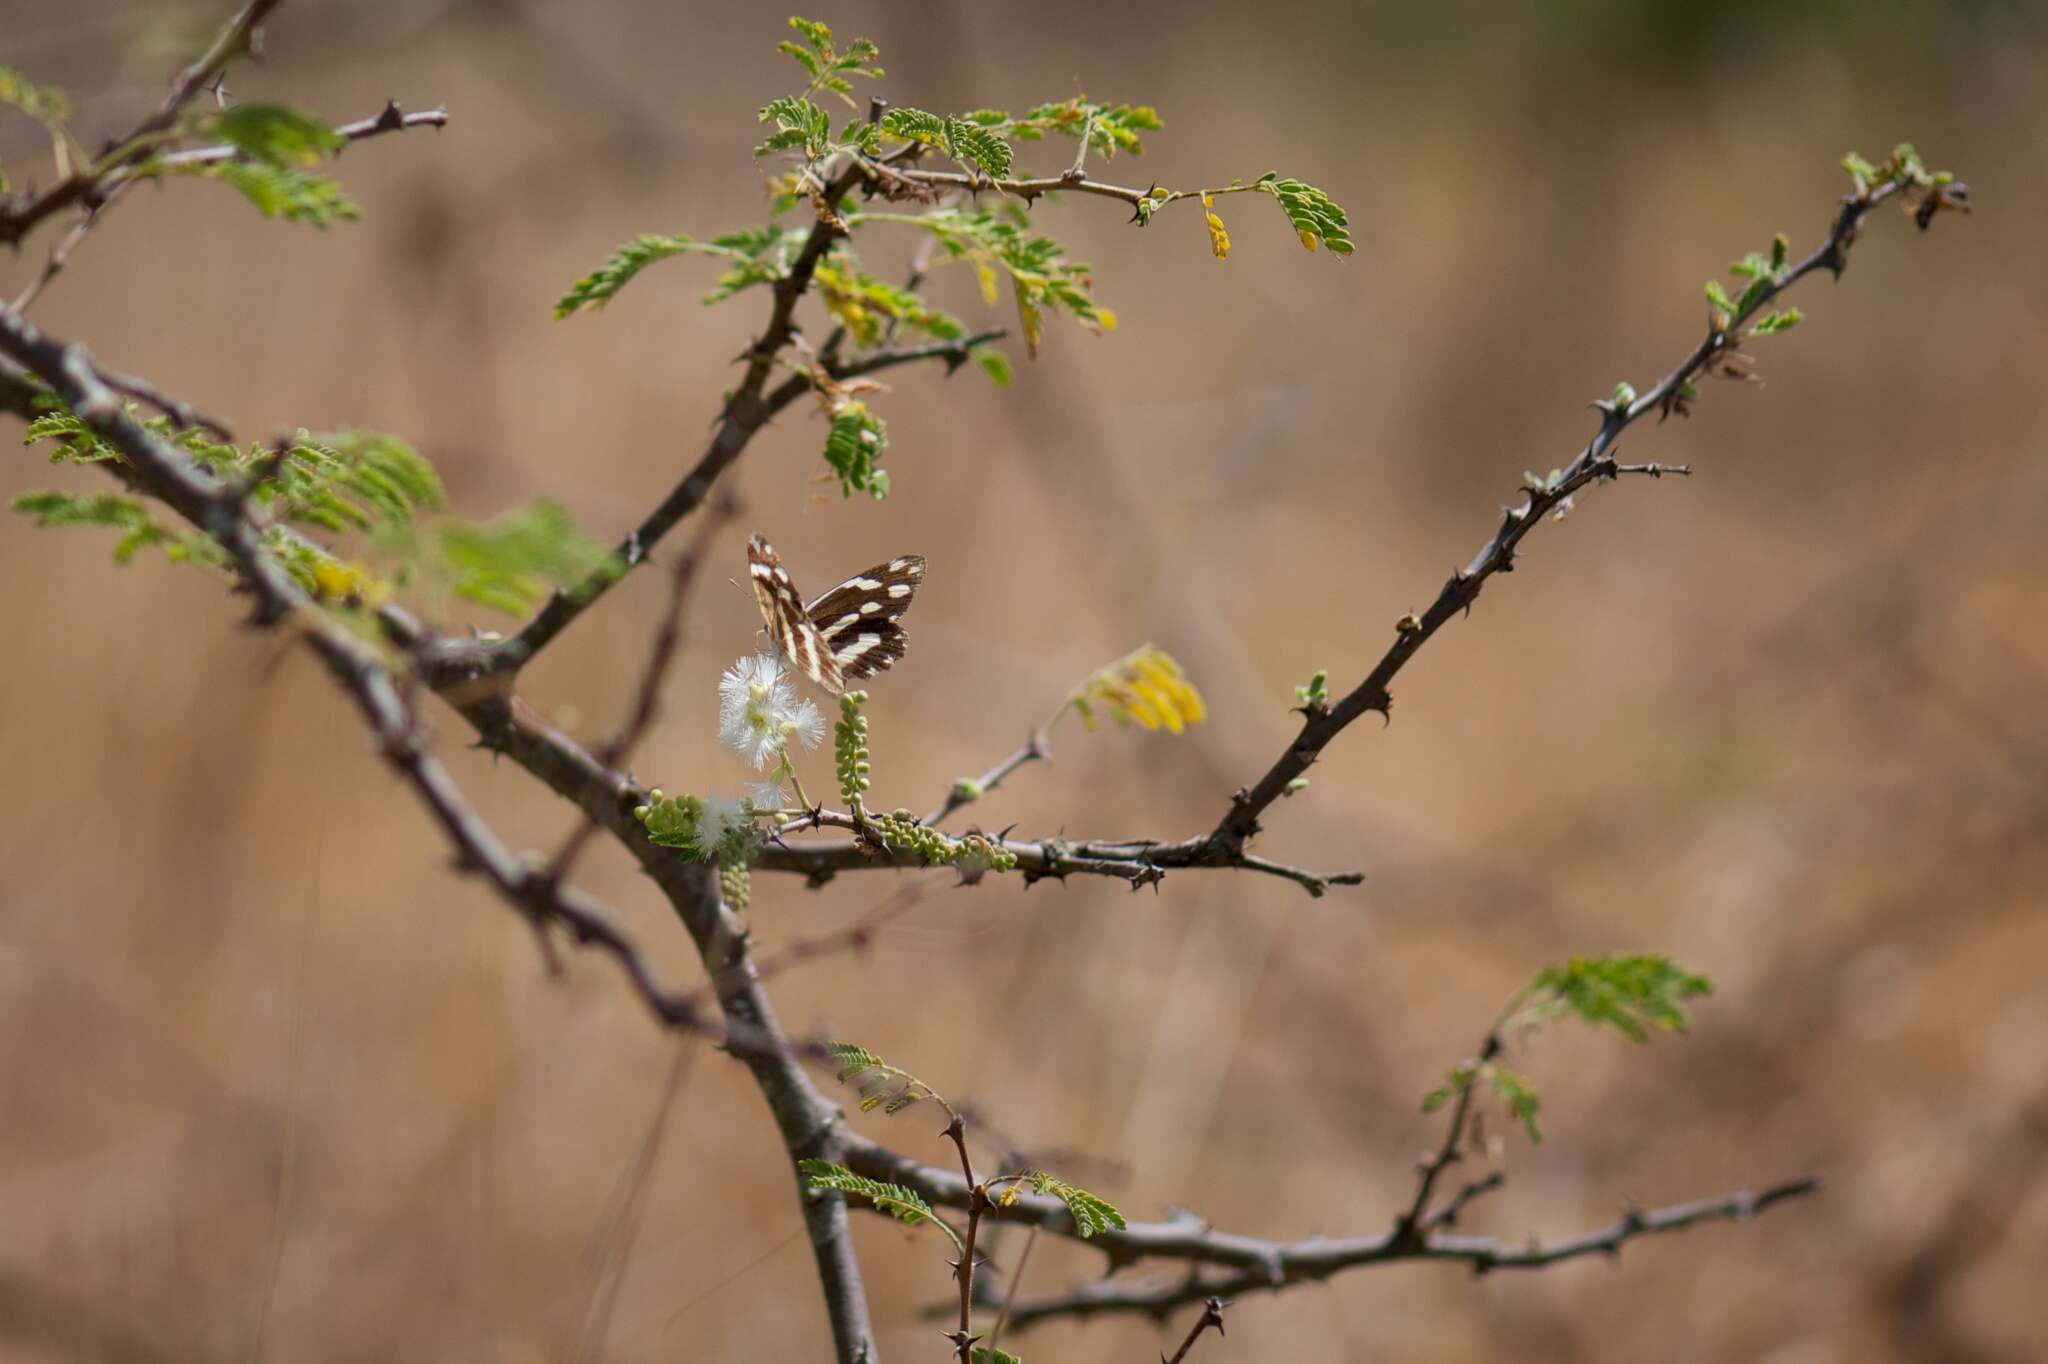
[546,491,738,883]
[1395,1032,1504,1246]
[924,731,1047,827]
[988,1223,1038,1352]
[755,806,1363,896]
[1164,1297,1227,1363]
[1197,177,1926,865]
[0,0,285,246]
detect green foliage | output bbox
[1294,668,1329,708]
[1258,175,1353,255]
[861,206,1115,354]
[1752,308,1803,335]
[0,67,70,126]
[879,107,1013,179]
[204,103,344,166]
[822,398,890,499]
[1503,953,1712,1042]
[634,789,708,859]
[553,230,801,317]
[204,161,359,227]
[756,94,833,161]
[974,347,1014,386]
[1422,955,1712,1146]
[1485,1065,1542,1142]
[798,1160,962,1254]
[1024,1170,1126,1238]
[814,257,965,347]
[415,501,612,617]
[259,431,445,532]
[970,1350,1022,1364]
[1421,1060,1543,1141]
[776,17,882,107]
[1006,98,1161,157]
[9,490,185,564]
[823,1041,954,1117]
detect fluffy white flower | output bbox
[697,794,751,855]
[747,779,788,813]
[719,652,825,770]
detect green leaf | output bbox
[1841,151,1878,192]
[10,490,171,563]
[821,1041,950,1116]
[880,106,947,143]
[1751,308,1803,335]
[823,400,890,500]
[971,1350,1023,1364]
[1486,1065,1543,1143]
[0,67,69,126]
[553,232,793,317]
[1703,278,1736,322]
[1026,1170,1126,1238]
[426,500,612,617]
[207,161,359,227]
[973,345,1014,386]
[1420,1063,1475,1114]
[1506,953,1713,1043]
[1261,178,1353,256]
[799,1159,963,1254]
[946,118,1013,179]
[206,103,343,167]
[878,108,1012,179]
[756,95,831,160]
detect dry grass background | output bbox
[3,1,2046,1360]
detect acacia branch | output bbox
[840,1125,1815,1329]
[8,101,446,314]
[0,0,284,246]
[0,308,882,1360]
[1198,173,1948,864]
[0,308,719,1036]
[996,1177,1821,1328]
[756,807,1363,896]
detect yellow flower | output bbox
[1202,193,1230,261]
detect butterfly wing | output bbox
[748,534,845,694]
[804,553,926,683]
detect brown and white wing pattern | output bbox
[748,534,844,694]
[803,553,926,684]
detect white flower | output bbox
[719,652,825,770]
[747,779,789,813]
[697,794,751,855]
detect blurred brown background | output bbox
[3,1,2045,1360]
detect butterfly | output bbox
[747,533,925,694]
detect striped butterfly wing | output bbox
[748,534,845,694]
[804,553,926,683]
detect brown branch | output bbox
[845,1102,1816,1331]
[494,111,886,673]
[0,308,881,1359]
[9,101,446,314]
[755,807,1363,897]
[545,491,737,884]
[993,1177,1820,1329]
[0,0,285,247]
[1164,1297,1227,1363]
[923,731,1047,827]
[1197,173,1947,866]
[0,308,714,1037]
[1394,1032,1504,1247]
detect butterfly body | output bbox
[747,534,924,693]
